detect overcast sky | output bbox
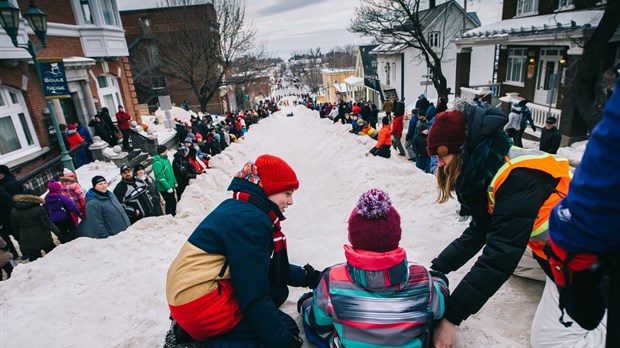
[116,0,503,59]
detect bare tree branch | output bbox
[149,0,268,112]
[349,0,469,99]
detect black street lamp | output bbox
[0,0,74,172]
[370,60,383,104]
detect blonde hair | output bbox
[435,153,462,203]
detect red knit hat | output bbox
[426,110,467,157]
[67,124,77,131]
[255,154,299,196]
[348,189,401,252]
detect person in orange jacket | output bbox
[369,116,392,158]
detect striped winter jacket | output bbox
[302,245,449,348]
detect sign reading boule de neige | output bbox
[39,59,71,99]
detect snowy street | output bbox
[1,105,544,347]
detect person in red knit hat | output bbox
[425,103,593,348]
[298,189,449,347]
[166,154,321,348]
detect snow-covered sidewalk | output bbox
[1,105,544,347]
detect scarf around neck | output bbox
[232,190,291,286]
[456,131,511,219]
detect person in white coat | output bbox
[504,104,522,145]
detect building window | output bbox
[429,31,441,48]
[0,87,39,159]
[148,44,160,68]
[101,0,119,26]
[80,0,93,24]
[151,76,167,90]
[97,76,109,88]
[516,0,538,16]
[558,0,574,9]
[139,17,152,35]
[506,48,527,84]
[96,74,123,113]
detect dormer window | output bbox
[516,0,538,17]
[429,31,441,48]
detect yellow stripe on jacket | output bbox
[166,241,230,306]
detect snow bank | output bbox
[1,105,545,347]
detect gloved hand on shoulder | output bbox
[303,264,322,289]
[531,125,537,132]
[429,269,449,287]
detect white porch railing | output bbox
[499,95,562,128]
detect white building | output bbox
[370,0,493,104]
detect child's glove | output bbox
[167,188,173,193]
[297,291,313,314]
[303,264,322,289]
[531,125,537,132]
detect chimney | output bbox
[429,0,436,8]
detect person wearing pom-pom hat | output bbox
[298,189,450,347]
[166,154,320,347]
[425,103,602,348]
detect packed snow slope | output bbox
[1,105,543,347]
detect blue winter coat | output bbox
[80,189,130,238]
[549,78,620,254]
[185,178,305,346]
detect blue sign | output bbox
[40,59,70,99]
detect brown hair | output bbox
[435,153,463,203]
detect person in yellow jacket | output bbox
[425,104,601,348]
[369,116,392,158]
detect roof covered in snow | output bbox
[456,9,604,44]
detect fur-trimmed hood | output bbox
[13,194,44,209]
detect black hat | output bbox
[546,116,557,124]
[157,145,168,154]
[120,165,131,174]
[92,175,106,187]
[0,164,9,175]
[134,163,145,172]
[382,116,390,125]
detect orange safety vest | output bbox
[487,146,572,259]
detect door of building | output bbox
[60,97,78,125]
[534,48,563,107]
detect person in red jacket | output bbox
[116,105,132,150]
[391,112,406,156]
[65,124,84,149]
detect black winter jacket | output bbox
[431,169,558,325]
[172,153,198,186]
[11,194,60,254]
[113,178,155,223]
[430,103,560,326]
[539,126,561,154]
